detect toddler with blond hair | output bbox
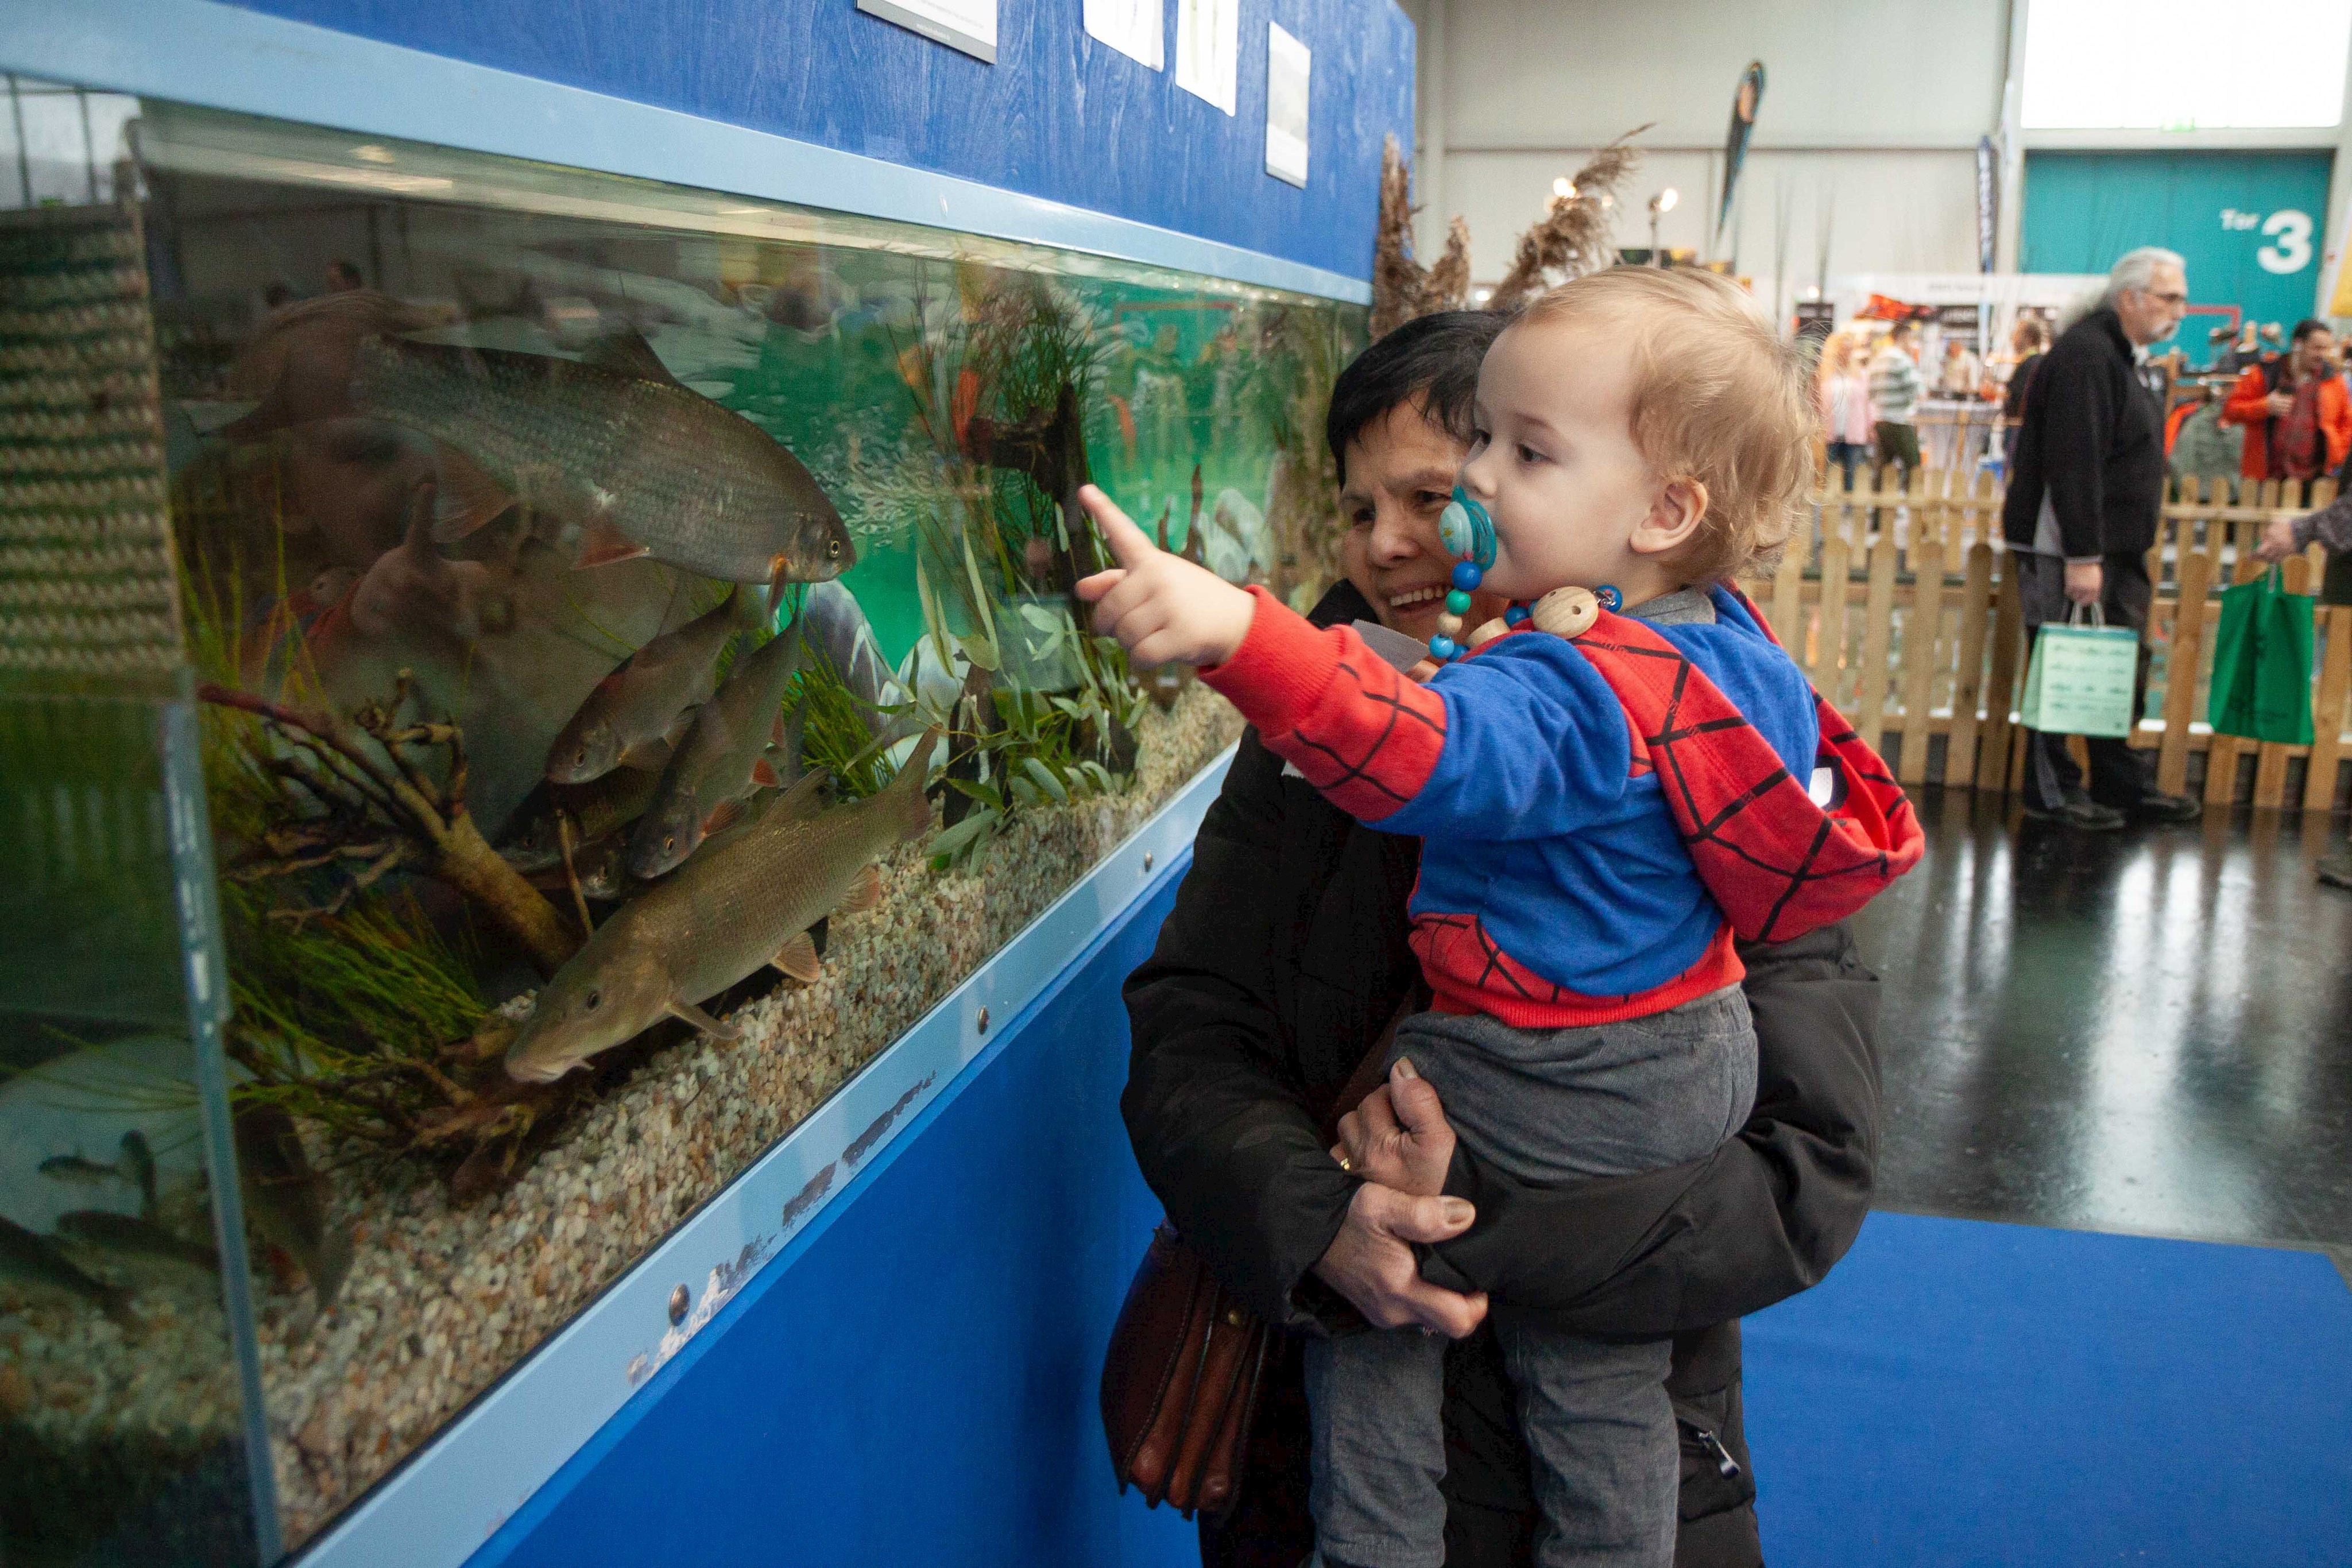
[1079,267,1914,1568]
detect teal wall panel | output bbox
[2021,150,2334,350]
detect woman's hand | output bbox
[1074,485,1257,666]
[1311,1184,1489,1338]
[1333,1059,1456,1198]
[2257,516,2301,563]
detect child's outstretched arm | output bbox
[1074,486,1258,665]
[1077,488,1630,841]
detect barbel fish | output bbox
[628,626,807,879]
[234,1105,351,1312]
[0,1214,135,1326]
[547,588,748,785]
[55,1211,219,1274]
[350,329,853,590]
[506,729,941,1084]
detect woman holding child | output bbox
[1111,289,1895,1568]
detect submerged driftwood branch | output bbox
[199,674,582,975]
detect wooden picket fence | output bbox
[1750,467,2352,811]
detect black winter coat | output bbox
[2001,307,2166,559]
[1121,579,1886,1568]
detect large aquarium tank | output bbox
[0,78,1364,1561]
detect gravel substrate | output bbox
[2,683,1240,1553]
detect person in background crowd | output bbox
[1817,331,1874,489]
[2259,499,2352,889]
[2222,318,2349,495]
[2166,382,2242,499]
[1936,335,1982,399]
[1999,246,2202,831]
[1997,317,2049,470]
[2214,320,2263,376]
[1869,320,1924,476]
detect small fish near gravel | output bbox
[55,1210,220,1273]
[0,1213,136,1327]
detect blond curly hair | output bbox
[1511,268,1813,583]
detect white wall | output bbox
[1401,0,2013,290]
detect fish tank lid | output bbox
[131,102,1327,309]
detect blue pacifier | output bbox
[1437,487,1498,572]
[1427,488,1498,663]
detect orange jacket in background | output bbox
[2222,362,2352,480]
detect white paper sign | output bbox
[1174,0,1239,115]
[1084,0,1165,69]
[857,0,999,63]
[1264,22,1310,187]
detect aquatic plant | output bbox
[198,669,581,976]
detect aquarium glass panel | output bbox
[0,86,1365,1555]
[1,191,271,1565]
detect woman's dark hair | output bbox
[1325,310,1508,482]
[2293,316,2331,344]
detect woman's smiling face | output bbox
[1339,400,1501,642]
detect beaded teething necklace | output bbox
[1431,486,1619,662]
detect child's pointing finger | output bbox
[1078,485,1159,570]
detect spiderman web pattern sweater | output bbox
[1200,585,1820,1028]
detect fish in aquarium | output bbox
[629,623,808,879]
[349,323,853,594]
[505,728,942,1084]
[34,1130,158,1219]
[234,1105,353,1313]
[54,1211,220,1275]
[0,1214,136,1326]
[546,585,756,784]
[501,764,671,874]
[525,829,633,904]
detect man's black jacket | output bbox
[1120,580,1885,1567]
[2001,306,2165,560]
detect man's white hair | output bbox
[2105,246,2186,304]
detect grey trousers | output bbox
[1306,989,1758,1568]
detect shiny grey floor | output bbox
[1851,791,2352,1277]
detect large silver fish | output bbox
[506,730,941,1084]
[628,625,806,879]
[351,329,853,590]
[546,588,746,785]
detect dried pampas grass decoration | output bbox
[1371,134,1471,340]
[1484,126,1650,316]
[1369,127,1652,339]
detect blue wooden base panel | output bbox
[470,834,1204,1568]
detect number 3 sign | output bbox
[2260,210,2314,275]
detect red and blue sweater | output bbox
[1201,585,1824,1029]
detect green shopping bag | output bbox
[2208,566,2316,745]
[2019,606,2140,738]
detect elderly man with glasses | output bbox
[1998,247,2203,830]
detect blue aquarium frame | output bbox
[0,0,1409,1559]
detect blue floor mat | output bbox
[1742,1211,2352,1568]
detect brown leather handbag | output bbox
[1099,1222,1272,1520]
[1101,1009,1406,1520]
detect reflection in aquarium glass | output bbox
[3,80,1363,1555]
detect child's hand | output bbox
[1074,485,1256,666]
